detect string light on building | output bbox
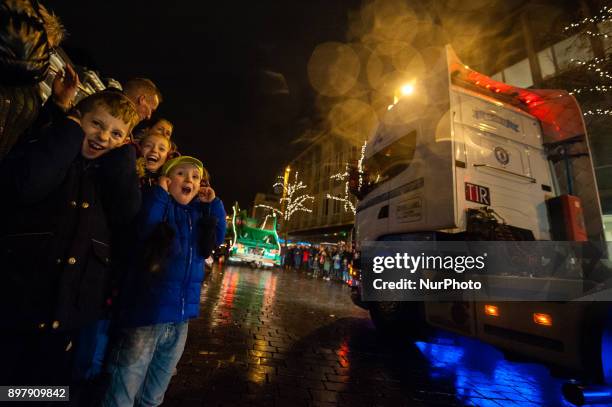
[584,30,610,39]
[272,171,314,222]
[330,170,349,181]
[326,194,356,214]
[564,3,612,119]
[569,85,612,95]
[584,108,612,116]
[571,59,612,81]
[327,162,356,214]
[563,5,612,32]
[358,140,367,190]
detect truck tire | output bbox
[369,301,426,338]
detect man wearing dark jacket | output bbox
[0,90,141,386]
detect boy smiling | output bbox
[79,103,130,158]
[0,90,141,385]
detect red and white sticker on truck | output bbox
[465,182,491,205]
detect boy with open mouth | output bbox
[103,156,226,407]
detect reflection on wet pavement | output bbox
[164,265,590,406]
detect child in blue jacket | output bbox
[103,156,226,407]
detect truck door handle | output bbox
[473,164,536,183]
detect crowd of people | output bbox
[282,244,359,283]
[0,2,226,406]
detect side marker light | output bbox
[534,313,553,326]
[485,305,499,317]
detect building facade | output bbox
[281,134,360,242]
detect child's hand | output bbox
[198,186,216,203]
[52,64,80,111]
[158,176,171,192]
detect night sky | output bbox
[49,0,360,208]
[47,0,579,210]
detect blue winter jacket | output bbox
[119,185,226,327]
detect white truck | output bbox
[350,45,612,404]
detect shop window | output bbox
[553,34,593,71]
[537,47,556,79]
[503,58,533,88]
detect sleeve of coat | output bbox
[137,185,171,239]
[27,99,69,136]
[191,197,226,246]
[0,117,83,204]
[96,143,142,227]
[209,198,227,246]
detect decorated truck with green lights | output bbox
[228,203,282,268]
[348,45,612,404]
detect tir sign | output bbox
[465,182,491,205]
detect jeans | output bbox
[102,321,188,407]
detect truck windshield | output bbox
[363,130,417,192]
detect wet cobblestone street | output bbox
[164,265,577,407]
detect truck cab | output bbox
[350,45,611,384]
[229,203,282,268]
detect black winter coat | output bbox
[0,117,141,331]
[0,94,67,162]
[0,84,40,160]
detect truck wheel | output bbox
[369,301,426,338]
